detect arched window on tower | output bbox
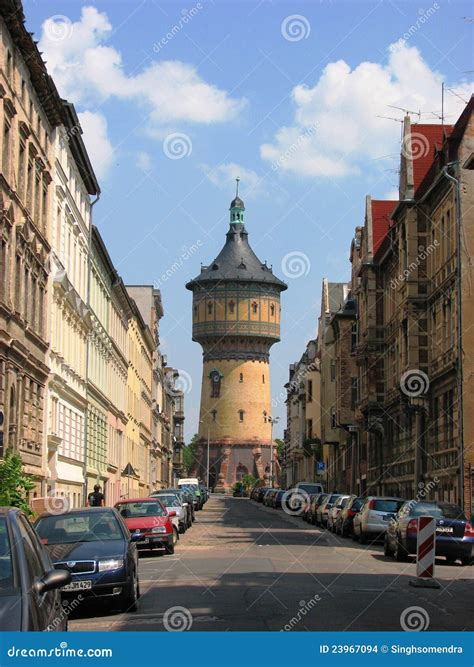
[270,303,275,317]
[207,301,213,315]
[228,300,235,314]
[238,410,245,422]
[211,409,217,422]
[239,372,243,383]
[194,305,198,317]
[251,301,258,314]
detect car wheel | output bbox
[445,555,457,564]
[179,523,186,534]
[460,555,472,566]
[359,530,367,545]
[123,571,139,612]
[165,540,175,555]
[394,536,407,562]
[172,527,179,545]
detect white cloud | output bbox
[202,162,262,199]
[39,7,246,132]
[384,189,399,201]
[260,40,473,178]
[135,151,152,171]
[78,111,114,179]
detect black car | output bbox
[35,507,141,612]
[385,501,474,565]
[336,496,364,536]
[272,490,285,509]
[0,507,70,631]
[256,487,271,503]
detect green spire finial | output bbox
[235,177,240,198]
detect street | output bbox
[69,496,474,632]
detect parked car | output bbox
[199,484,209,502]
[0,507,71,631]
[256,487,271,503]
[302,493,320,522]
[353,496,405,543]
[35,507,140,612]
[150,492,188,533]
[263,489,278,507]
[272,490,285,509]
[316,494,343,527]
[166,487,195,524]
[285,482,325,515]
[115,498,177,553]
[385,501,474,565]
[327,495,351,532]
[178,479,204,510]
[335,496,364,536]
[307,493,328,525]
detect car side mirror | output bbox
[168,510,177,517]
[35,568,70,595]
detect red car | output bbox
[115,498,176,555]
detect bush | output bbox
[0,449,36,515]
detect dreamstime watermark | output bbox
[154,241,203,287]
[271,124,317,171]
[388,477,439,530]
[166,369,193,396]
[271,361,318,409]
[163,605,193,631]
[281,15,311,42]
[400,605,430,631]
[281,487,311,517]
[397,4,440,44]
[402,131,431,161]
[44,15,74,42]
[163,133,193,159]
[281,594,321,630]
[153,4,204,53]
[390,241,439,289]
[46,596,84,631]
[43,493,70,515]
[400,369,430,397]
[281,251,311,279]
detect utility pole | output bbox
[264,413,280,488]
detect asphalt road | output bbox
[69,495,474,632]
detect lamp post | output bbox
[264,413,280,488]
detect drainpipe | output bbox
[82,193,100,505]
[442,162,464,510]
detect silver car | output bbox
[353,496,405,543]
[316,494,343,527]
[151,492,188,534]
[327,495,351,532]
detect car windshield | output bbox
[351,498,364,511]
[373,499,404,512]
[410,503,466,519]
[299,484,322,494]
[115,501,166,518]
[327,495,341,504]
[0,519,13,591]
[153,495,180,508]
[36,512,123,544]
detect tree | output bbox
[275,438,285,460]
[0,449,36,515]
[241,473,258,492]
[182,433,200,474]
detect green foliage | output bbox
[0,449,36,515]
[241,473,258,492]
[275,438,285,460]
[303,437,322,459]
[182,433,200,474]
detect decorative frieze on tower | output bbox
[186,180,287,491]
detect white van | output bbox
[178,478,199,486]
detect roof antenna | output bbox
[235,176,240,198]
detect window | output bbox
[20,78,26,104]
[239,373,243,382]
[307,380,313,402]
[251,301,258,314]
[194,305,198,316]
[228,300,235,314]
[6,50,12,79]
[211,409,217,422]
[270,303,275,316]
[330,361,336,381]
[307,419,313,438]
[351,322,357,352]
[2,119,11,180]
[262,374,265,384]
[351,378,358,410]
[207,301,213,315]
[331,409,337,429]
[17,141,26,197]
[239,410,244,422]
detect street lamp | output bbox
[199,419,210,489]
[264,412,280,488]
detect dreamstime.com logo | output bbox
[400,606,430,632]
[400,369,430,397]
[163,605,193,631]
[6,642,113,658]
[281,251,311,279]
[281,595,321,631]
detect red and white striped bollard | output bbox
[409,515,440,588]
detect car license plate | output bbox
[382,514,393,521]
[436,526,453,534]
[61,580,92,592]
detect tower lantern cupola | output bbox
[229,177,245,226]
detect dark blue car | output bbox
[34,507,141,612]
[0,507,70,631]
[384,501,474,565]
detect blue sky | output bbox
[25,0,472,440]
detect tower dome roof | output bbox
[230,195,245,210]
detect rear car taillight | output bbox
[407,519,418,534]
[368,500,376,510]
[464,522,474,538]
[347,510,356,517]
